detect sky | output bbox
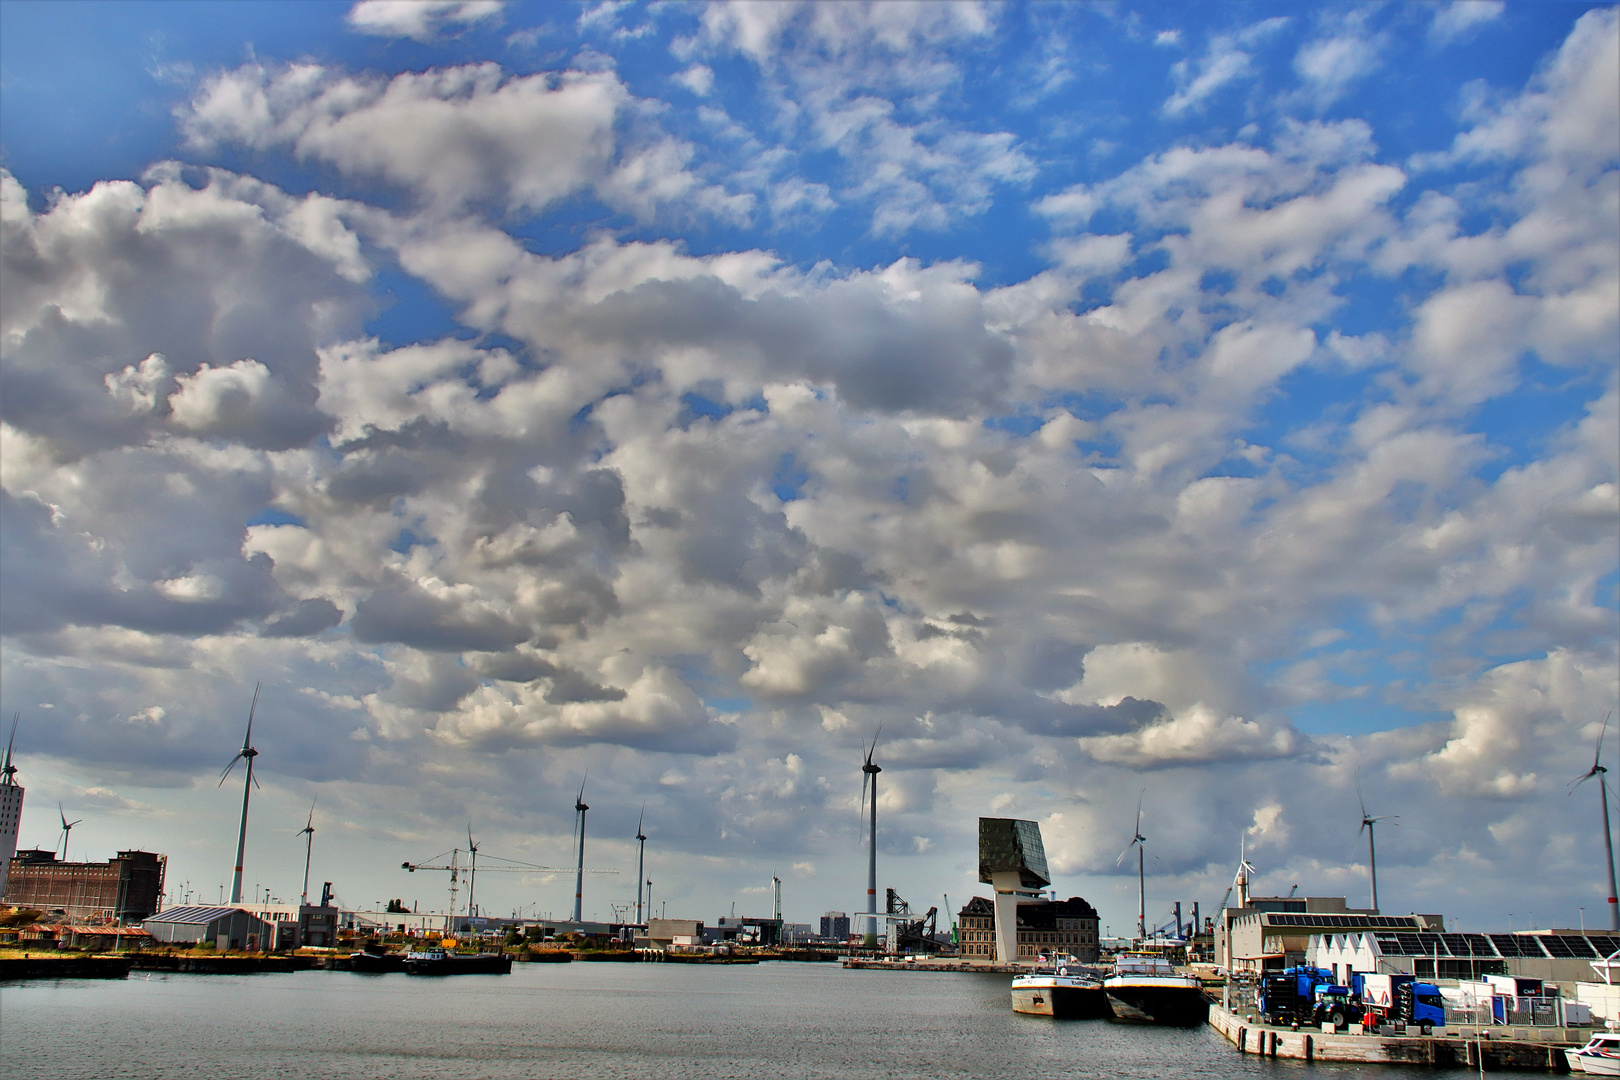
[0,0,1616,936]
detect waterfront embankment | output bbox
[1208,1001,1579,1072]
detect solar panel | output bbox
[1442,933,1494,956]
[1543,935,1599,958]
[1587,935,1620,957]
[1489,934,1547,958]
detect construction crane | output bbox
[402,845,616,931]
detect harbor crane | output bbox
[403,845,616,931]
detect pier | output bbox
[1208,1002,1582,1072]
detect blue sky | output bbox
[1,1,1616,935]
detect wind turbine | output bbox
[1357,774,1398,914]
[58,803,83,861]
[634,805,648,925]
[219,683,262,906]
[1572,713,1619,931]
[2,713,18,786]
[572,777,589,923]
[465,825,480,919]
[860,726,882,948]
[1217,837,1258,912]
[297,800,316,905]
[1116,792,1148,941]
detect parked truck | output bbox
[1350,972,1446,1033]
[1258,966,1356,1027]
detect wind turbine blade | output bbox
[1134,790,1144,835]
[59,803,68,829]
[1357,769,1368,821]
[219,754,243,786]
[244,682,261,747]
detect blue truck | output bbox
[1349,972,1446,1033]
[1258,966,1355,1027]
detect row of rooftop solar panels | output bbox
[1263,914,1422,929]
[1368,932,1620,958]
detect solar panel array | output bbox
[1589,935,1620,957]
[1488,934,1547,958]
[1358,932,1620,960]
[1263,913,1420,929]
[1542,935,1599,958]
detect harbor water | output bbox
[1,962,1483,1079]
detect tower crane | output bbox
[402,846,616,932]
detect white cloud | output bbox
[1294,28,1382,108]
[1429,0,1504,47]
[1162,17,1288,117]
[347,1,503,42]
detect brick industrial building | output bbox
[957,894,1102,963]
[4,848,167,922]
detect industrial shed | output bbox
[142,906,274,951]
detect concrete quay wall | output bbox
[1208,1003,1578,1072]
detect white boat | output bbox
[1102,952,1209,1026]
[1567,1033,1620,1075]
[1011,963,1109,1019]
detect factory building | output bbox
[1310,928,1620,984]
[142,905,276,951]
[1218,901,1442,972]
[3,848,167,922]
[957,894,1102,963]
[821,911,850,939]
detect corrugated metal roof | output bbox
[142,905,242,925]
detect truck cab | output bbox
[1311,985,1353,1028]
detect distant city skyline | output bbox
[0,1,1615,935]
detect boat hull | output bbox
[405,953,512,976]
[1569,1050,1620,1076]
[1103,983,1209,1026]
[1011,982,1111,1019]
[345,952,406,973]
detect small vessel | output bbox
[346,949,405,973]
[1567,1033,1620,1075]
[403,948,512,976]
[1011,963,1110,1018]
[1102,952,1209,1026]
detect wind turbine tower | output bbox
[219,684,262,905]
[861,730,882,948]
[1573,715,1620,931]
[1116,794,1147,941]
[0,716,24,900]
[1358,779,1398,914]
[634,806,647,925]
[572,778,589,923]
[58,804,84,861]
[297,802,316,905]
[465,826,481,919]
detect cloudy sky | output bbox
[1,0,1615,934]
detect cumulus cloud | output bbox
[1429,1,1504,47]
[2,8,1616,930]
[347,1,503,42]
[1163,17,1288,117]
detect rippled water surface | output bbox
[1,962,1481,1079]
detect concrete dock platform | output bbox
[1208,1003,1581,1072]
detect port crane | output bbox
[403,839,616,931]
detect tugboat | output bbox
[1102,952,1209,1026]
[1011,960,1110,1018]
[403,948,512,976]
